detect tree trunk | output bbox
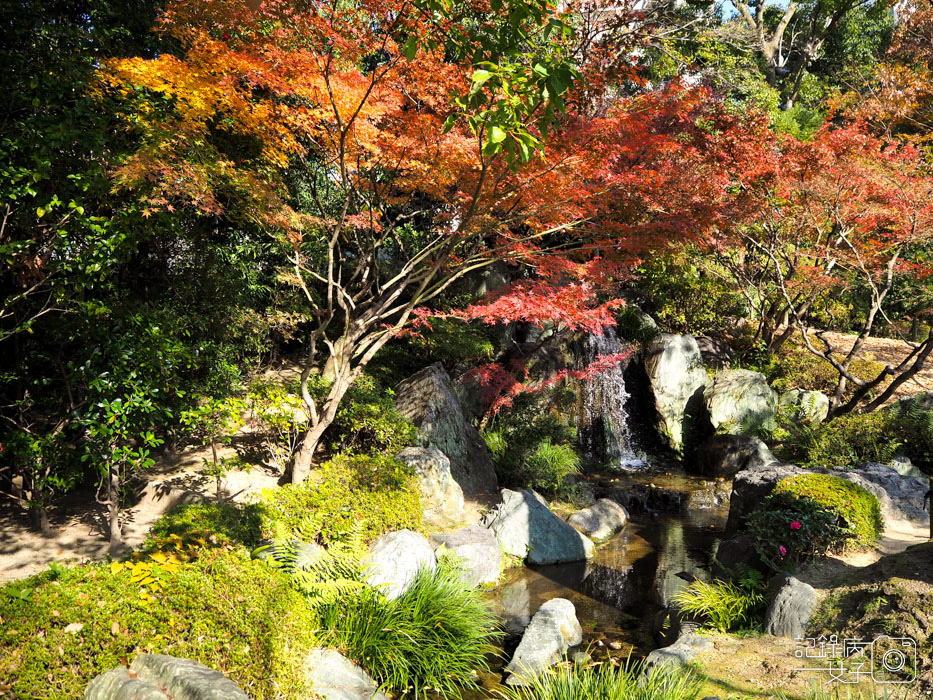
[30,503,51,537]
[107,464,123,553]
[291,419,331,484]
[211,439,221,501]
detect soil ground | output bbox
[803,329,933,403]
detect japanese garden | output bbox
[2,0,933,698]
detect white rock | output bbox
[364,529,436,600]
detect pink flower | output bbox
[779,545,788,557]
[790,521,802,530]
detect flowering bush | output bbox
[746,474,883,570]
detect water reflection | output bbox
[459,473,728,698]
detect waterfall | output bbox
[580,328,646,470]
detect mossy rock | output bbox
[772,473,884,548]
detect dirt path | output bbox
[0,439,282,583]
[803,329,933,403]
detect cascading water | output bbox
[579,327,646,470]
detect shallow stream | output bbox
[466,469,729,697]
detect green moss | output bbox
[146,501,263,550]
[774,474,883,549]
[0,550,316,700]
[260,453,422,544]
[809,581,933,685]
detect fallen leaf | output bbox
[110,621,120,636]
[63,623,84,634]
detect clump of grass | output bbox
[316,563,501,698]
[500,658,701,700]
[672,578,764,632]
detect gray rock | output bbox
[726,462,929,535]
[505,598,583,685]
[704,370,777,437]
[713,533,760,575]
[888,456,924,478]
[131,655,249,700]
[764,573,816,638]
[364,530,436,600]
[696,336,734,370]
[395,363,498,494]
[396,447,464,521]
[779,389,829,425]
[567,499,629,542]
[725,463,807,534]
[693,434,778,478]
[433,524,501,587]
[851,463,930,530]
[685,481,732,509]
[85,654,249,700]
[305,648,389,700]
[643,633,714,673]
[644,334,708,452]
[482,489,595,565]
[85,667,168,700]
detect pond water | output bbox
[465,469,729,697]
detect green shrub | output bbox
[747,474,883,569]
[147,501,263,550]
[672,575,764,633]
[483,394,580,498]
[631,244,748,336]
[316,563,501,698]
[500,658,701,700]
[740,339,885,397]
[326,373,417,456]
[520,440,582,498]
[777,411,899,469]
[260,453,422,544]
[0,550,317,700]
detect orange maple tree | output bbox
[98,0,761,480]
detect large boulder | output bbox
[85,654,248,700]
[727,462,930,535]
[725,463,807,534]
[305,649,390,700]
[692,434,778,478]
[364,530,436,600]
[482,489,595,565]
[643,633,714,673]
[567,499,629,542]
[432,524,501,587]
[851,463,930,531]
[395,363,498,494]
[505,598,583,685]
[696,336,735,370]
[779,389,829,425]
[704,369,777,437]
[396,446,464,521]
[643,334,708,452]
[764,573,817,638]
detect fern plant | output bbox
[252,521,369,606]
